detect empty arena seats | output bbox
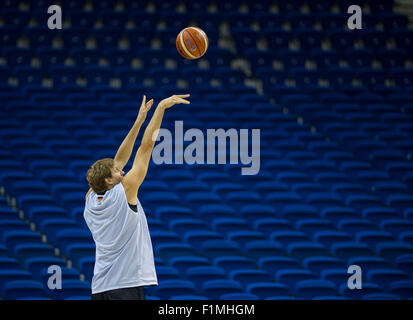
[1,280,48,300]
[294,280,338,299]
[0,0,412,300]
[154,279,197,299]
[186,266,227,290]
[246,283,290,299]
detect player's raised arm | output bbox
[122,94,190,200]
[85,96,153,200]
[113,95,154,170]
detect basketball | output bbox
[176,27,209,60]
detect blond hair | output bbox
[86,158,114,194]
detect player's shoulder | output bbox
[85,188,93,200]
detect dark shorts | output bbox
[92,286,146,300]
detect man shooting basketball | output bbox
[83,94,190,300]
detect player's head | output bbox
[86,158,124,194]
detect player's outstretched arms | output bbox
[113,95,154,170]
[122,94,190,204]
[85,96,153,200]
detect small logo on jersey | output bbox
[97,196,104,202]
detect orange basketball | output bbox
[176,27,209,60]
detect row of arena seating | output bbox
[1,0,413,299]
[0,0,397,13]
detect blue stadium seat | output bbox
[154,279,196,299]
[49,280,91,300]
[362,293,400,300]
[54,228,93,252]
[296,219,335,235]
[338,219,378,235]
[386,195,413,212]
[220,293,259,300]
[303,257,346,274]
[395,255,413,275]
[339,283,383,300]
[331,242,373,260]
[287,242,329,260]
[99,10,127,28]
[380,219,413,236]
[151,231,181,247]
[9,180,49,197]
[356,231,395,249]
[169,295,208,300]
[0,257,20,270]
[275,269,317,290]
[186,266,227,290]
[201,279,243,299]
[39,266,81,284]
[239,204,276,221]
[3,47,31,67]
[227,231,266,248]
[215,67,245,87]
[319,207,358,224]
[2,230,43,252]
[169,256,211,275]
[306,192,343,209]
[213,256,256,274]
[211,218,249,235]
[294,280,338,299]
[0,220,31,238]
[258,257,300,275]
[13,65,43,85]
[405,208,413,221]
[65,243,95,269]
[199,240,242,259]
[155,266,180,282]
[320,268,349,288]
[389,280,413,299]
[367,269,410,290]
[0,0,412,301]
[376,242,413,263]
[13,243,56,265]
[253,218,292,237]
[243,240,284,260]
[183,231,223,248]
[154,206,193,223]
[229,269,272,287]
[1,280,48,299]
[263,27,290,50]
[77,257,94,282]
[49,65,78,86]
[0,269,33,292]
[246,283,290,300]
[313,231,353,247]
[39,219,78,243]
[82,65,112,86]
[270,231,309,247]
[24,256,66,281]
[362,207,401,224]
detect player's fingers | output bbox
[176,94,190,98]
[177,98,190,104]
[140,95,146,107]
[145,99,154,110]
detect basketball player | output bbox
[84,94,190,300]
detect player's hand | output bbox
[137,95,154,123]
[158,94,190,110]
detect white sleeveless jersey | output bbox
[83,183,158,294]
